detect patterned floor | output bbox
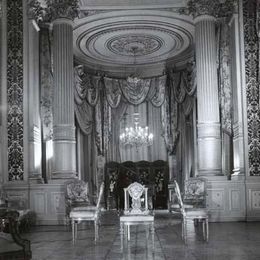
[1,211,260,260]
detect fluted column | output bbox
[186,0,235,176]
[48,0,78,180]
[195,15,222,175]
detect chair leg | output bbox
[202,219,205,240]
[71,220,75,244]
[120,223,125,253]
[94,220,98,243]
[127,225,130,241]
[206,218,209,242]
[183,219,187,244]
[151,223,155,254]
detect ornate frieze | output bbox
[6,0,24,181]
[181,0,235,19]
[45,0,79,21]
[243,0,260,175]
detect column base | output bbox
[50,171,77,183]
[29,175,44,184]
[198,169,223,176]
[231,168,245,180]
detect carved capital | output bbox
[181,0,235,19]
[46,0,79,21]
[27,0,45,22]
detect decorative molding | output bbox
[243,0,260,176]
[180,0,235,19]
[6,0,24,181]
[108,35,162,56]
[45,0,79,21]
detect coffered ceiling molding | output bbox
[73,10,194,77]
[78,0,186,10]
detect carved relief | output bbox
[7,0,24,181]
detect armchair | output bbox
[69,182,104,244]
[174,180,209,243]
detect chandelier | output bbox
[120,113,153,148]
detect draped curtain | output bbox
[73,65,196,182]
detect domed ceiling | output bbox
[73,9,194,78]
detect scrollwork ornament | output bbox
[46,0,79,21]
[180,0,235,19]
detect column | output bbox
[48,1,78,180]
[190,2,223,176]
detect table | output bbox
[120,214,155,253]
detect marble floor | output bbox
[1,211,260,260]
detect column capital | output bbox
[46,0,79,21]
[182,0,235,19]
[27,0,45,22]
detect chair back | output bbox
[184,178,206,207]
[124,182,149,215]
[65,179,89,204]
[96,182,105,209]
[173,180,185,214]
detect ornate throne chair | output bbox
[119,182,154,253]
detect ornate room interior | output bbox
[1,0,260,259]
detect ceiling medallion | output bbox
[109,35,162,56]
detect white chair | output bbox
[174,180,209,243]
[70,182,104,244]
[120,182,154,253]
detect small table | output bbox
[120,214,155,253]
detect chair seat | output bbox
[70,209,98,219]
[72,206,97,211]
[185,208,208,218]
[169,203,194,209]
